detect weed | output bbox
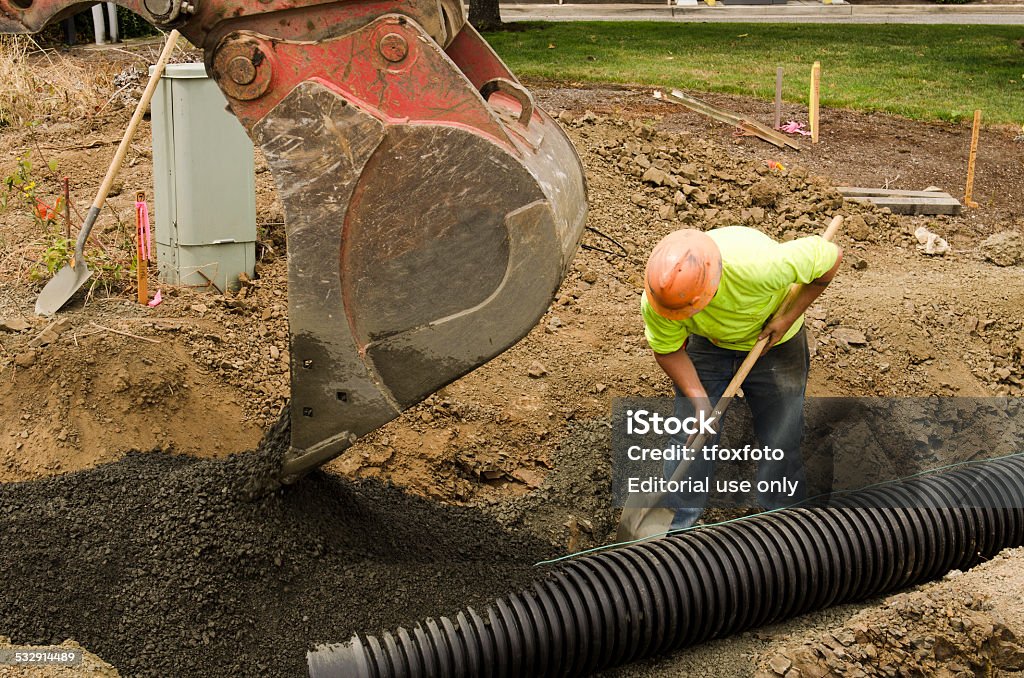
[3,152,64,230]
[0,36,113,126]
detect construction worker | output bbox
[641,226,842,529]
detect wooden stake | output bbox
[62,177,71,241]
[964,109,981,208]
[809,61,821,144]
[774,67,783,129]
[136,190,148,305]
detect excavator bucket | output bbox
[247,24,588,481]
[1,0,587,481]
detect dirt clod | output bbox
[845,214,872,242]
[0,317,30,332]
[981,230,1024,267]
[13,350,36,367]
[748,179,779,207]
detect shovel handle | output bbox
[74,30,180,262]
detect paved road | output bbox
[501,2,1024,24]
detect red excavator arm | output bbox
[1,0,587,481]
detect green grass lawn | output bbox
[484,23,1024,124]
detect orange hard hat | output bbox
[644,229,722,320]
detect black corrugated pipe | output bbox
[308,455,1024,677]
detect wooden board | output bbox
[662,89,802,151]
[843,195,962,216]
[837,187,951,198]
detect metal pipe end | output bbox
[307,636,372,678]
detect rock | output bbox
[658,205,676,220]
[981,231,1024,267]
[190,303,209,315]
[14,350,37,368]
[0,317,30,333]
[740,206,765,223]
[914,226,950,256]
[849,256,868,271]
[630,193,647,207]
[677,163,699,180]
[641,167,677,187]
[832,328,868,347]
[527,361,548,378]
[512,467,544,489]
[845,215,872,241]
[29,317,71,347]
[673,190,686,206]
[748,180,779,207]
[769,654,793,675]
[269,345,280,360]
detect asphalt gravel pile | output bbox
[0,419,557,676]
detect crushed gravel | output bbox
[0,431,557,677]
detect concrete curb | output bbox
[500,2,1024,22]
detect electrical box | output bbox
[150,63,256,294]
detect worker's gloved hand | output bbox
[758,314,796,354]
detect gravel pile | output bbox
[0,427,556,676]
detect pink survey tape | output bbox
[135,200,152,261]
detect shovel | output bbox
[616,215,845,543]
[36,30,181,316]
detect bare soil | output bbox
[1,45,1023,675]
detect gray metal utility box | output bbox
[150,62,256,293]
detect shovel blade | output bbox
[35,263,92,316]
[616,506,676,543]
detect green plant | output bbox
[116,7,159,39]
[3,152,63,229]
[33,236,71,280]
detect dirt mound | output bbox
[0,310,264,482]
[755,548,1024,678]
[0,443,556,677]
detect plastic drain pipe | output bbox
[309,456,1024,677]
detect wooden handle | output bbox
[92,30,180,210]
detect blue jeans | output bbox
[664,327,810,530]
